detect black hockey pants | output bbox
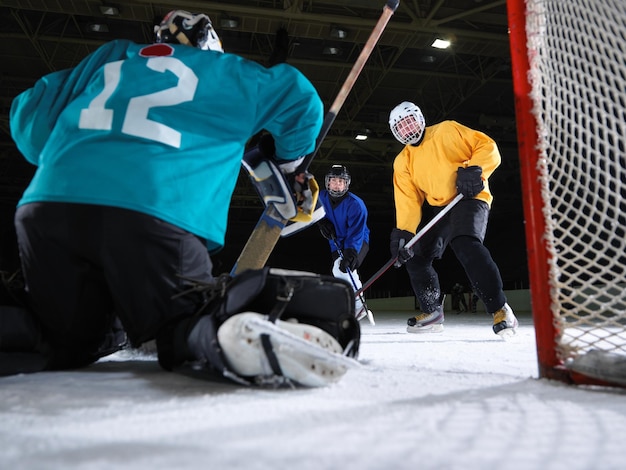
[404,199,507,314]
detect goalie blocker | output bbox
[156,267,361,387]
[242,135,319,223]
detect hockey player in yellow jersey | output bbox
[387,101,518,337]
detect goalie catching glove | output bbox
[287,170,318,222]
[242,134,319,222]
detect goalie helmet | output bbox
[389,101,426,145]
[154,10,223,52]
[325,165,351,198]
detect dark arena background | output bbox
[0,1,528,299]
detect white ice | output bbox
[1,308,625,470]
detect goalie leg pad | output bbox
[217,312,359,387]
[173,267,361,386]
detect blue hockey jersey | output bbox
[10,40,323,252]
[319,190,370,253]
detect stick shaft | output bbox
[355,194,464,296]
[297,0,399,174]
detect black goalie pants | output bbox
[3,202,212,373]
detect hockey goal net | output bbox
[508,0,626,387]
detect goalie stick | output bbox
[355,193,464,297]
[231,0,399,276]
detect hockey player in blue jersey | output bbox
[2,10,361,387]
[317,165,374,323]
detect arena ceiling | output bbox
[0,0,528,291]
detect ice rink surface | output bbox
[2,309,625,470]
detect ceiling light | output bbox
[99,6,119,16]
[330,27,348,39]
[88,23,109,33]
[431,38,451,49]
[323,47,342,56]
[355,129,371,141]
[220,18,239,29]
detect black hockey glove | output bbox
[318,218,336,240]
[256,133,304,175]
[268,27,289,66]
[256,133,276,157]
[339,248,359,273]
[456,166,484,198]
[390,228,415,267]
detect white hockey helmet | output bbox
[325,165,351,198]
[154,10,223,52]
[389,101,426,145]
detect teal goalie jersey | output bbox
[10,39,323,252]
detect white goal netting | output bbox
[524,0,626,368]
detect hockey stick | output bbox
[355,193,464,297]
[231,0,399,276]
[332,238,376,326]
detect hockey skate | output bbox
[355,306,376,325]
[406,307,444,334]
[492,303,518,337]
[217,312,360,387]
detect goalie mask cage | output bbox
[508,0,626,387]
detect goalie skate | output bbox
[217,312,360,387]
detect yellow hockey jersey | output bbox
[392,120,501,232]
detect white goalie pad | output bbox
[217,312,361,387]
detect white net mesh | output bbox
[525,0,626,364]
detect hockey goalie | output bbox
[156,267,361,388]
[0,267,360,388]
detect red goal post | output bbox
[507,0,626,387]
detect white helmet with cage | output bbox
[154,10,223,52]
[325,165,351,198]
[389,101,426,145]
